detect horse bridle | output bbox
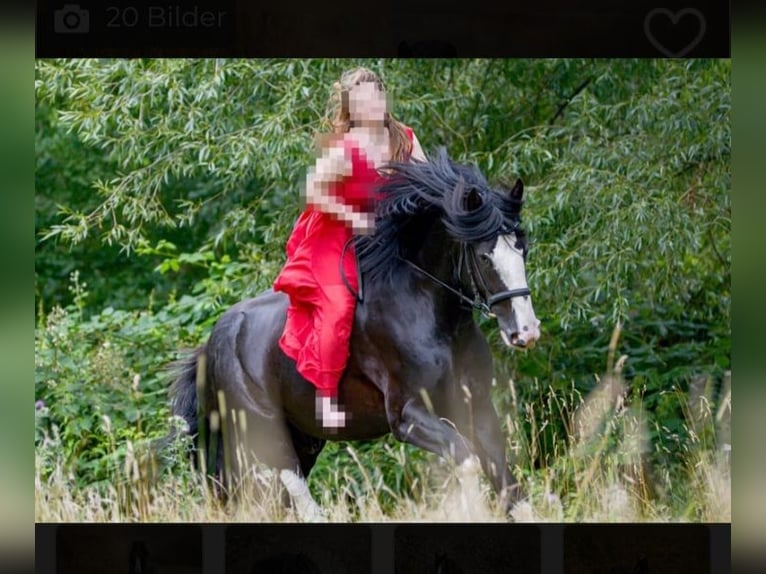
[400,229,531,318]
[342,227,531,317]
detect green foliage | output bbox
[308,438,431,515]
[35,273,177,484]
[35,59,730,513]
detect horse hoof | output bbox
[293,500,328,523]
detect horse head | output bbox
[444,162,541,349]
[363,147,541,350]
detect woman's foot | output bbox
[316,395,347,429]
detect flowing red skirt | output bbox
[273,209,358,396]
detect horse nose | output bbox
[509,331,532,348]
[521,320,541,345]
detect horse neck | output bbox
[414,224,458,289]
[412,224,473,328]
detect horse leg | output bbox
[280,422,328,520]
[469,384,551,524]
[456,331,521,509]
[469,391,521,506]
[238,414,326,522]
[385,388,476,466]
[214,389,325,522]
[385,389,491,519]
[287,422,327,478]
[204,306,326,522]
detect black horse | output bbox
[167,148,540,519]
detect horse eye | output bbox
[480,253,492,263]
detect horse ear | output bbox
[465,187,483,211]
[509,178,524,201]
[454,176,482,212]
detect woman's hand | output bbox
[351,211,376,235]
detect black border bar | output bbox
[36,1,730,58]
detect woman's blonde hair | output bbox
[315,67,412,162]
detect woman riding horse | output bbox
[273,67,426,429]
[167,71,540,519]
[169,151,539,520]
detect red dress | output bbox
[274,128,414,396]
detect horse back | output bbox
[203,289,291,402]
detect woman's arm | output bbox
[410,131,427,162]
[305,140,373,233]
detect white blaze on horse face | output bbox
[488,234,541,347]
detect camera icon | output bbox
[54,4,90,34]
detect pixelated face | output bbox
[347,81,388,124]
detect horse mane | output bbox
[354,147,524,285]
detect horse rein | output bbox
[400,238,531,318]
[341,235,364,303]
[341,232,531,317]
[399,256,489,314]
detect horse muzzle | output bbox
[500,320,540,349]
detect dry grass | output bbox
[35,447,730,523]
[35,440,509,523]
[35,328,730,524]
[35,417,729,523]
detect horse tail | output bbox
[151,346,207,468]
[151,344,229,497]
[134,345,206,491]
[168,345,205,441]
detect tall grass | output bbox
[35,326,730,523]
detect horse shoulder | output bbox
[353,295,452,394]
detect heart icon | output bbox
[644,8,707,57]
